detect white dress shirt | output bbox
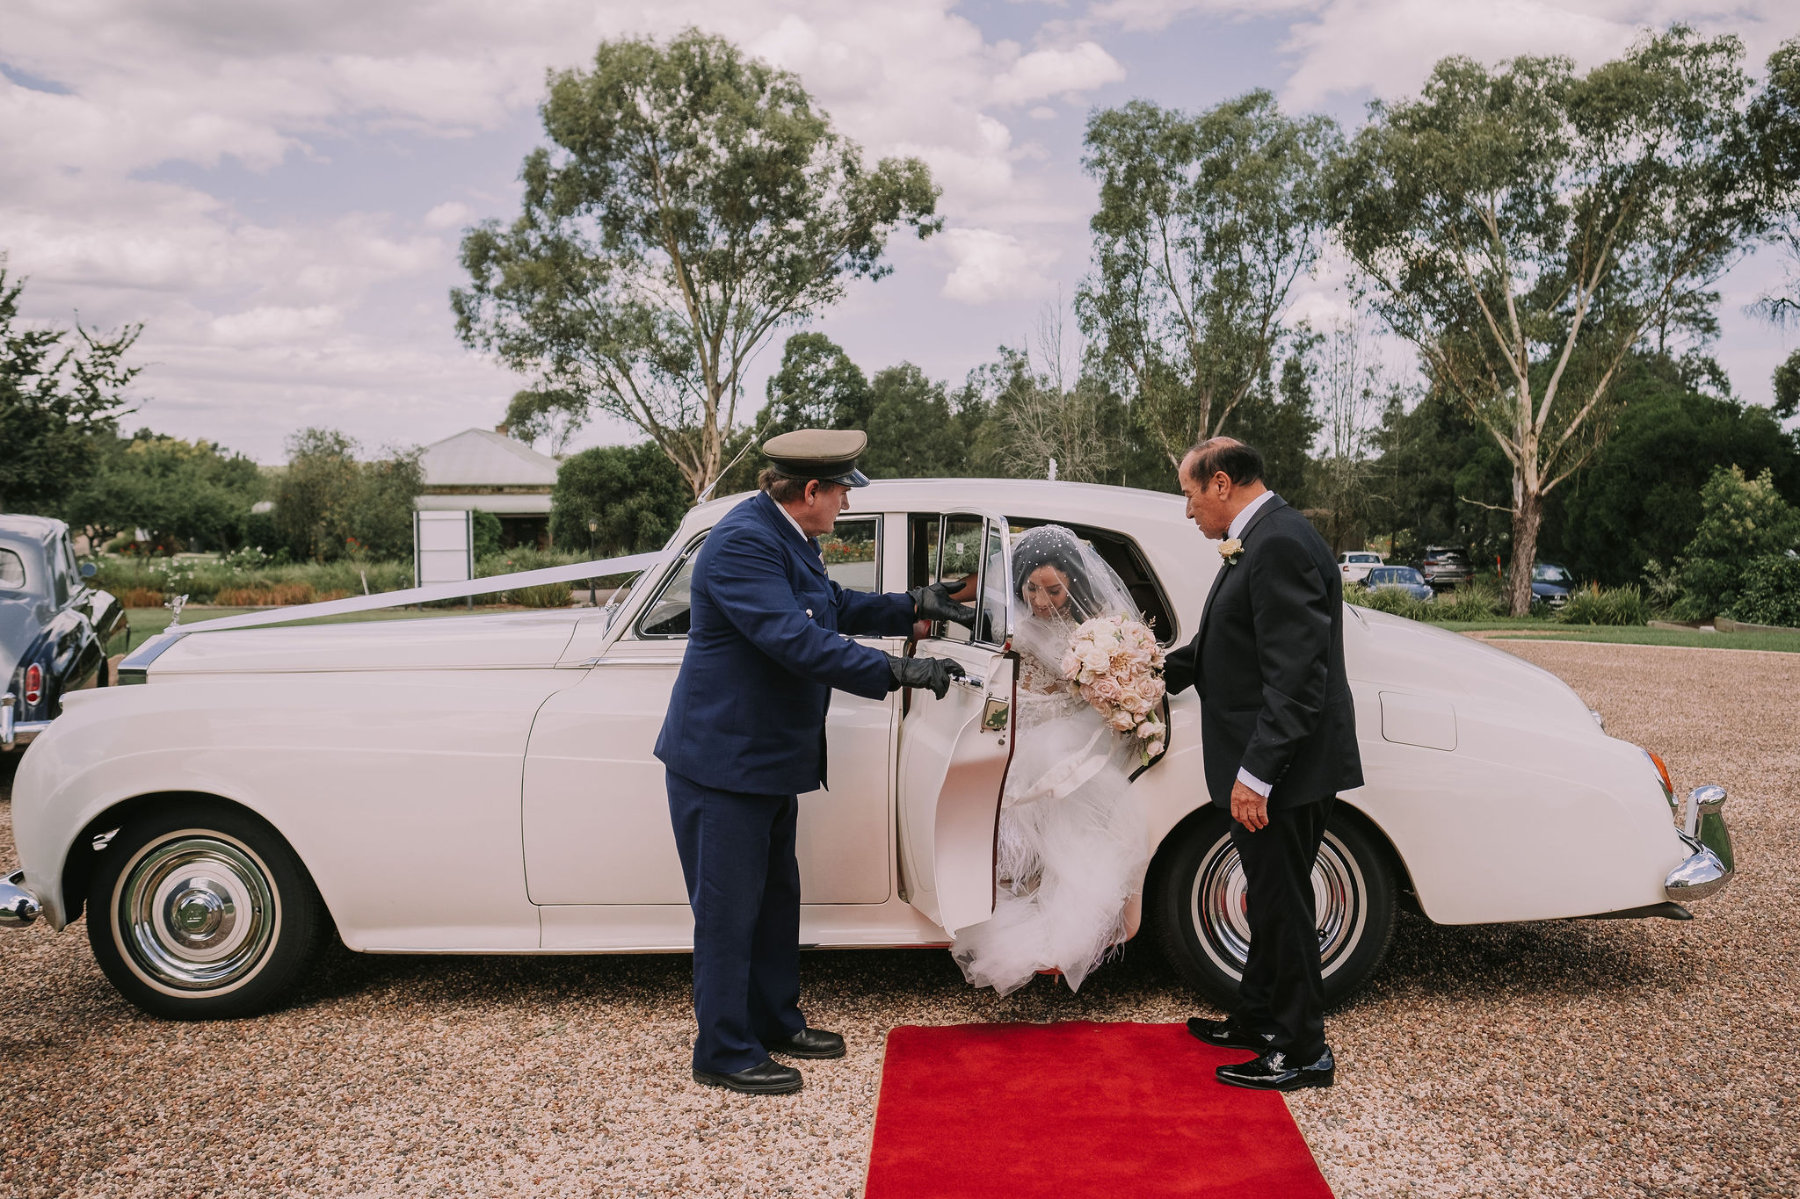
[774,498,810,543]
[1228,489,1278,799]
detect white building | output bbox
[415,428,560,549]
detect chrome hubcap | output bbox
[1189,830,1367,982]
[117,837,275,990]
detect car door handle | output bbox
[948,673,984,693]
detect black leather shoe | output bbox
[692,1061,803,1095]
[1187,1016,1276,1052]
[1215,1047,1335,1092]
[767,1027,846,1059]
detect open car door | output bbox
[896,512,1017,936]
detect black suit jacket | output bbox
[1164,495,1363,810]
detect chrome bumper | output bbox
[0,871,42,927]
[1664,785,1734,903]
[1,693,52,753]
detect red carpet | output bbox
[864,1022,1333,1199]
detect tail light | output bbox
[23,664,43,706]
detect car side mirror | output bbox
[80,562,98,579]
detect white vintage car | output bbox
[0,480,1734,1019]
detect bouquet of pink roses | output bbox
[1059,612,1168,763]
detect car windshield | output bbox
[1370,567,1423,585]
[1533,564,1571,584]
[1344,553,1380,563]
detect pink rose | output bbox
[1135,676,1165,702]
[1109,709,1137,731]
[1087,677,1123,704]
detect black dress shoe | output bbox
[1186,1016,1276,1052]
[766,1027,846,1059]
[692,1061,803,1095]
[1215,1046,1335,1092]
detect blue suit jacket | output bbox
[654,491,915,795]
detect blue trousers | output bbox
[665,769,807,1074]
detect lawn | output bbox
[1458,624,1800,652]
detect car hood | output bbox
[146,610,590,677]
[1532,581,1571,596]
[1343,604,1591,722]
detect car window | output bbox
[46,539,70,606]
[0,549,23,590]
[820,516,880,593]
[933,515,988,646]
[1532,564,1570,584]
[636,536,704,638]
[634,515,885,640]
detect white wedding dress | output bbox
[950,527,1152,996]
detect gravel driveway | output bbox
[0,640,1793,1198]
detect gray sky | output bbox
[3,0,1795,464]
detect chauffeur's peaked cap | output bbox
[762,429,871,488]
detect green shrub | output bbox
[1558,584,1646,626]
[509,582,574,608]
[1728,554,1800,628]
[1349,587,1432,622]
[1673,466,1800,616]
[1433,580,1504,621]
[472,509,503,559]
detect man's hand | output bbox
[1230,779,1269,831]
[909,582,977,628]
[884,652,967,699]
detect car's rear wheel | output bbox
[86,802,326,1019]
[1150,806,1397,1012]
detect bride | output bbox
[951,525,1154,996]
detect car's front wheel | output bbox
[1150,806,1397,1012]
[86,802,327,1019]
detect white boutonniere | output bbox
[1218,537,1244,567]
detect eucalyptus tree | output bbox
[1333,28,1779,614]
[1076,91,1342,464]
[0,263,141,512]
[454,29,940,498]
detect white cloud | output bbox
[423,201,476,231]
[940,226,1059,304]
[209,305,343,345]
[1087,0,1321,34]
[990,41,1126,104]
[1275,0,1797,107]
[1,1,1138,456]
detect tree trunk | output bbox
[1506,489,1542,617]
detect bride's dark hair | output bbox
[1012,527,1102,620]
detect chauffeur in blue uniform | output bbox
[655,430,972,1096]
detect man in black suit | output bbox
[1163,437,1363,1092]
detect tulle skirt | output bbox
[950,707,1149,996]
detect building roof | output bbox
[419,428,559,489]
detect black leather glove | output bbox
[884,652,967,699]
[909,581,976,627]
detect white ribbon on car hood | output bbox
[160,550,670,637]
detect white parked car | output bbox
[1338,550,1384,584]
[0,480,1733,1018]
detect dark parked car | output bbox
[1,515,128,753]
[1361,565,1435,603]
[1419,546,1472,589]
[1532,562,1575,609]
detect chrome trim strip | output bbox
[117,628,189,684]
[0,870,41,927]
